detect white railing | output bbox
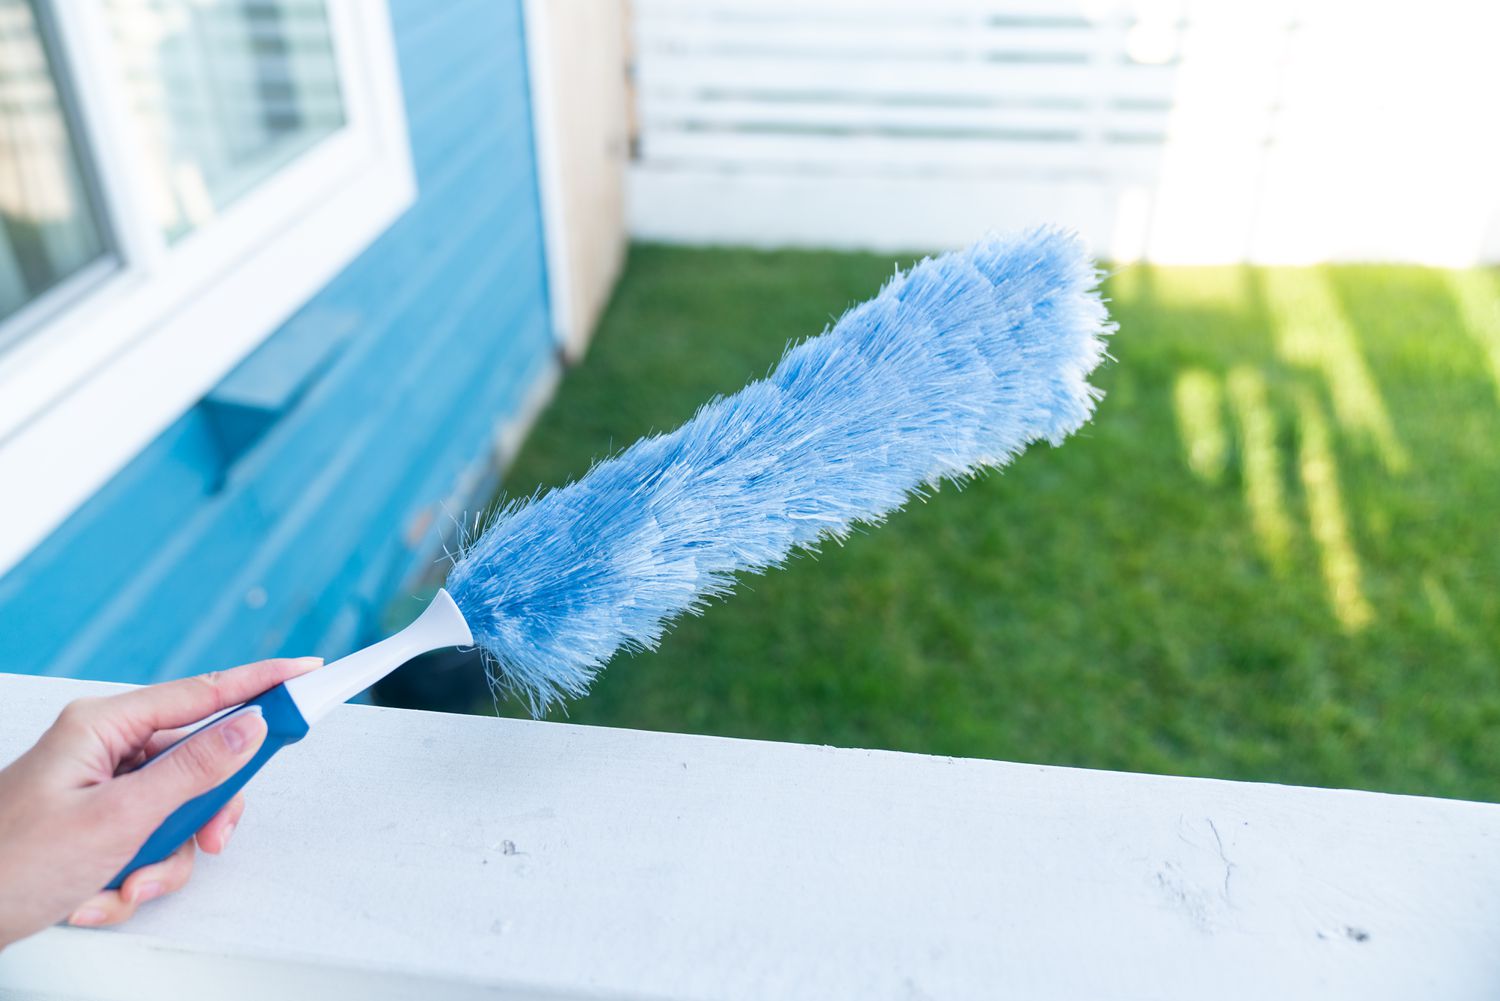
[2,671,1499,999]
[627,0,1500,264]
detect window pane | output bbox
[106,0,346,240]
[0,0,110,330]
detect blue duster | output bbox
[107,228,1115,887]
[447,227,1114,712]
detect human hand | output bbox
[0,657,321,948]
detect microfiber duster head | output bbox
[446,228,1114,712]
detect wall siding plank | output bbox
[0,0,558,682]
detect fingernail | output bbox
[130,881,163,905]
[221,712,265,754]
[68,907,106,927]
[297,656,324,669]
[222,821,237,848]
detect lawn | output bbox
[485,244,1500,801]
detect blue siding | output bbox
[0,0,558,682]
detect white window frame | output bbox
[0,0,416,577]
[0,0,417,579]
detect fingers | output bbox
[67,840,196,928]
[66,794,244,929]
[102,657,322,735]
[114,709,268,822]
[119,838,196,910]
[196,793,246,855]
[134,724,195,765]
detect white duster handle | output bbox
[284,588,474,724]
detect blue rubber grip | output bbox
[105,683,310,890]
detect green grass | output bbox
[487,245,1500,801]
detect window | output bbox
[0,0,414,576]
[0,0,110,336]
[106,0,347,240]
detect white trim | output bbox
[0,257,116,356]
[520,0,578,359]
[0,0,415,578]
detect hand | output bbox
[0,657,321,948]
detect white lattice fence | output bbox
[627,0,1500,264]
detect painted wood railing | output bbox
[2,672,1498,999]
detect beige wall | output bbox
[527,0,631,357]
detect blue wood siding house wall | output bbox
[0,0,559,683]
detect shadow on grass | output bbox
[449,245,1500,801]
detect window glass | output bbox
[0,0,110,331]
[105,0,346,240]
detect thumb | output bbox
[118,709,268,823]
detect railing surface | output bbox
[2,672,1498,1000]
